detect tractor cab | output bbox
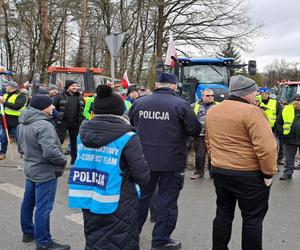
[277,80,300,105]
[48,66,109,97]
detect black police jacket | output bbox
[128,88,202,172]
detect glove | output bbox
[264,178,273,187]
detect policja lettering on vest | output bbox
[139,110,170,120]
[72,169,108,188]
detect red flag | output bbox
[121,70,130,89]
[165,34,178,67]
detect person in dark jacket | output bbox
[277,94,300,180]
[18,95,69,250]
[68,85,150,250]
[53,80,84,164]
[128,72,201,250]
[0,81,27,159]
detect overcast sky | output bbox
[243,0,300,72]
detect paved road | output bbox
[1,160,300,250]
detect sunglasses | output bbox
[205,95,214,97]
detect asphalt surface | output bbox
[0,146,300,250]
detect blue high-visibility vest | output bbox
[68,131,136,214]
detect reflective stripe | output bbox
[69,189,120,203]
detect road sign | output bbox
[104,33,125,59]
[104,33,126,86]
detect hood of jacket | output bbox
[19,107,51,125]
[80,114,134,148]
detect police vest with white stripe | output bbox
[3,92,27,116]
[259,99,277,128]
[282,104,294,135]
[68,132,138,214]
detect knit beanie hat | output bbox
[229,75,258,97]
[127,85,139,95]
[65,80,77,90]
[30,94,53,110]
[93,85,125,116]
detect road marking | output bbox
[65,213,83,225]
[0,182,24,199]
[0,182,83,226]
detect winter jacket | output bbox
[205,95,277,179]
[0,89,28,128]
[78,114,150,250]
[128,88,201,172]
[53,90,84,127]
[18,108,67,182]
[276,106,300,145]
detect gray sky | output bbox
[243,0,300,72]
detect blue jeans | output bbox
[0,125,18,154]
[20,178,57,247]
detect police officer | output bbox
[277,94,300,180]
[129,72,201,250]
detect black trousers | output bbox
[193,136,211,175]
[56,124,79,163]
[213,173,270,250]
[138,171,184,248]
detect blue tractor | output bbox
[165,57,256,103]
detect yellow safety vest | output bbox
[282,104,294,135]
[3,92,27,116]
[194,101,218,114]
[259,99,277,128]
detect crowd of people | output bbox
[0,72,299,250]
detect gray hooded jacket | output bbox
[18,108,67,182]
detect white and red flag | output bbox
[165,33,178,67]
[121,70,130,89]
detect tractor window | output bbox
[278,85,299,103]
[94,75,107,88]
[182,64,229,85]
[55,73,85,91]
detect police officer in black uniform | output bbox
[128,72,201,250]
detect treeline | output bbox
[0,0,260,86]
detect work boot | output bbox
[152,239,182,250]
[22,234,34,242]
[190,172,204,180]
[36,241,71,250]
[280,174,292,180]
[0,154,6,160]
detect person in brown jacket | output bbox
[205,75,277,250]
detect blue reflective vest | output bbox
[68,132,136,214]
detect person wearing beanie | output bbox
[53,79,84,165]
[68,84,149,250]
[205,75,277,249]
[276,94,300,180]
[18,95,70,250]
[0,80,27,160]
[126,85,140,104]
[258,86,284,164]
[128,72,201,250]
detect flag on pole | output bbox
[165,33,178,68]
[121,70,130,89]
